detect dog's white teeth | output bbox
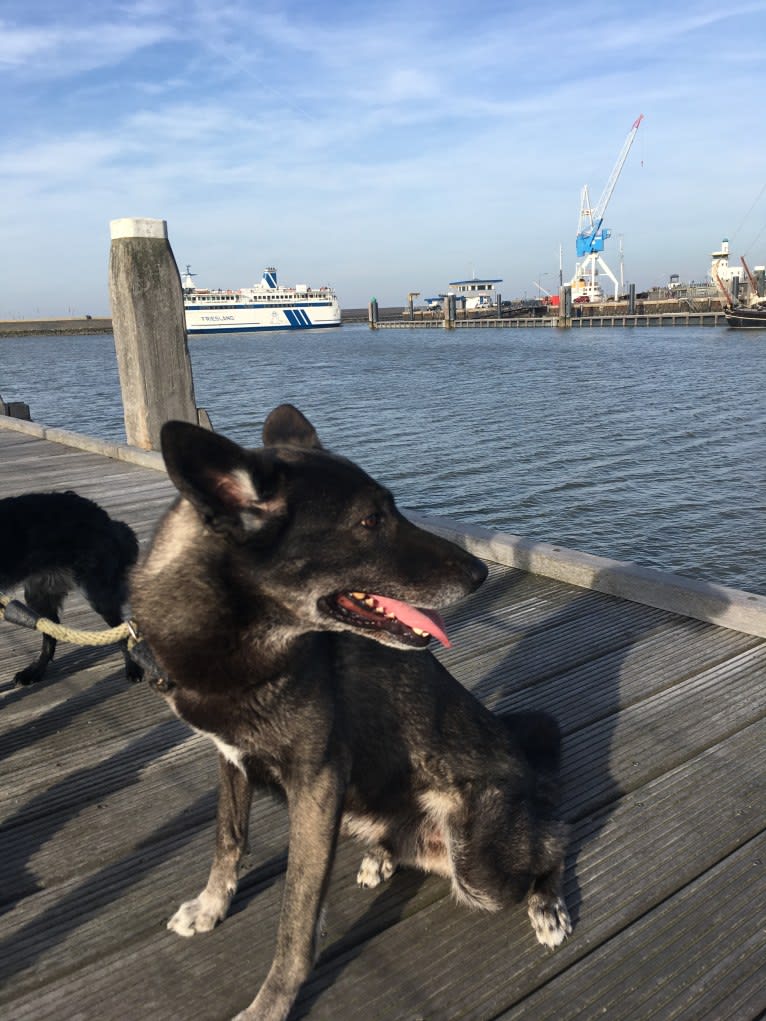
[386,612,397,620]
[351,591,366,600]
[364,597,377,609]
[412,628,431,638]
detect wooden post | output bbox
[628,283,636,315]
[0,393,31,420]
[558,285,572,327]
[109,218,198,450]
[444,295,456,329]
[368,298,379,329]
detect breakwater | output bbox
[0,317,112,337]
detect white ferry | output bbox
[182,266,341,334]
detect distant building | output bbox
[447,277,502,310]
[710,239,744,286]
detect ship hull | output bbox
[723,305,766,329]
[185,301,341,334]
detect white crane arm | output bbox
[591,114,644,225]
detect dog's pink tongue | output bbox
[372,595,451,648]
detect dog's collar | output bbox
[127,622,175,694]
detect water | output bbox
[2,325,765,593]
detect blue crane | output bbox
[570,115,643,301]
[577,115,643,256]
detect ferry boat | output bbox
[182,266,341,334]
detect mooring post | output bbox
[444,295,456,329]
[0,393,31,420]
[558,285,572,328]
[628,283,636,315]
[109,218,199,451]
[368,298,379,329]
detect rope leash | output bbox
[0,592,168,686]
[0,592,135,647]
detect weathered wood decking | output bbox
[1,424,764,1020]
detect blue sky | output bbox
[2,0,766,316]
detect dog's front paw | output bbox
[167,891,228,937]
[527,893,572,949]
[356,850,395,889]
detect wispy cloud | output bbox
[0,17,174,74]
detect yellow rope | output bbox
[0,592,133,647]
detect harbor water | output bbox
[1,324,764,594]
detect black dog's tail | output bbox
[502,711,563,814]
[111,519,140,567]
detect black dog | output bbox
[131,405,571,1021]
[0,491,141,686]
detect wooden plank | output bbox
[4,722,761,1020]
[1,428,764,1021]
[498,834,766,1020]
[3,606,762,896]
[1,629,763,1011]
[293,723,765,1021]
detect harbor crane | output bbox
[569,114,643,301]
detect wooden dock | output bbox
[376,311,726,329]
[1,417,764,1021]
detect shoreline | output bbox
[0,317,113,337]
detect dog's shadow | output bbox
[297,868,432,1017]
[464,564,672,932]
[0,646,131,750]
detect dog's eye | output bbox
[359,512,382,529]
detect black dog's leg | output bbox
[84,582,143,683]
[234,767,345,1021]
[168,757,253,936]
[13,575,68,685]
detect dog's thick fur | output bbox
[0,491,141,686]
[131,405,571,1021]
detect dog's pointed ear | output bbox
[263,404,323,449]
[160,421,284,537]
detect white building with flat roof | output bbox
[447,276,502,309]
